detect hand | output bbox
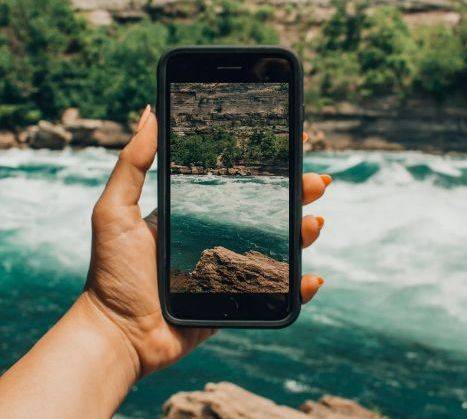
[83,106,332,378]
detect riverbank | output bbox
[2,98,466,154]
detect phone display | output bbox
[169,82,289,294]
[157,47,302,327]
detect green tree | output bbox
[413,24,465,99]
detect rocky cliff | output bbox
[171,246,289,293]
[162,382,383,419]
[171,83,288,142]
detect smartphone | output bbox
[157,46,303,327]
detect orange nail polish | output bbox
[317,277,325,286]
[321,174,333,186]
[316,216,325,229]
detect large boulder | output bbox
[163,382,308,419]
[92,120,130,148]
[173,246,288,293]
[62,108,131,148]
[300,396,382,418]
[0,131,17,149]
[29,121,72,149]
[162,382,383,419]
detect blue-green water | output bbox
[1,148,466,418]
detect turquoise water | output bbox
[1,148,466,418]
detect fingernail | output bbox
[317,277,325,287]
[320,174,333,186]
[316,216,325,229]
[303,132,309,142]
[136,105,151,132]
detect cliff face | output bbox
[170,83,288,141]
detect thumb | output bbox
[99,106,157,207]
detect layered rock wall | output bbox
[170,83,288,141]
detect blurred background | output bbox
[0,1,466,418]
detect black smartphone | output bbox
[157,46,303,328]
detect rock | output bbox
[92,120,130,148]
[163,382,308,419]
[170,83,288,143]
[84,9,113,25]
[67,118,102,146]
[173,246,288,293]
[300,395,382,418]
[61,108,81,126]
[66,118,130,148]
[29,121,72,150]
[162,382,383,419]
[0,131,17,149]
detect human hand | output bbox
[82,106,332,379]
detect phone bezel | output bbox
[157,46,303,328]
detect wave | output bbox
[1,147,467,355]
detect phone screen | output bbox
[162,52,300,322]
[169,82,289,294]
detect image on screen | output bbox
[169,82,289,293]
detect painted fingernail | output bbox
[316,216,325,229]
[317,277,325,286]
[136,104,151,132]
[320,174,333,186]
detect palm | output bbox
[85,110,329,376]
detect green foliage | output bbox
[0,0,279,128]
[1,0,466,129]
[171,129,288,169]
[0,0,88,127]
[307,0,466,105]
[413,24,466,99]
[171,129,239,169]
[310,2,416,103]
[247,130,288,163]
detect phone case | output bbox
[157,46,303,328]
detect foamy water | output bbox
[1,148,466,417]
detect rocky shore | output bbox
[162,382,383,418]
[0,108,132,150]
[171,246,288,293]
[171,163,288,176]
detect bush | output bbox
[0,0,88,128]
[171,129,288,169]
[309,2,415,103]
[246,130,288,164]
[413,24,466,99]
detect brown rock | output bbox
[84,9,113,25]
[61,108,81,126]
[68,118,102,146]
[29,121,72,150]
[92,120,130,148]
[0,131,17,149]
[183,246,288,293]
[163,382,308,419]
[162,382,382,419]
[300,395,382,418]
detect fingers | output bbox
[99,106,157,207]
[300,274,325,304]
[302,214,324,248]
[303,132,309,143]
[303,172,332,205]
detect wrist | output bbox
[75,291,141,386]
